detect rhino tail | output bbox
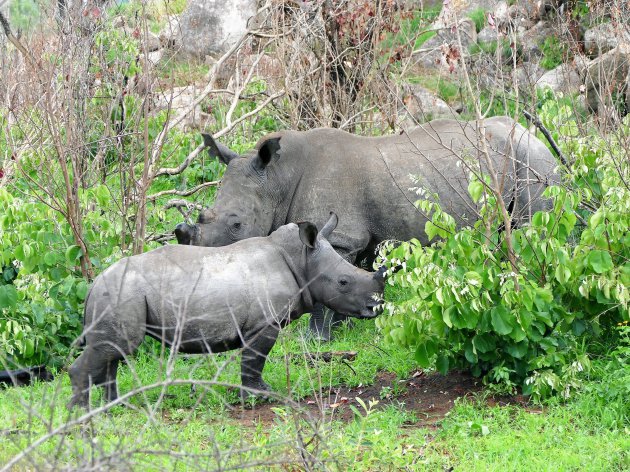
[76,284,95,347]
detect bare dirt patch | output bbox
[231,370,485,428]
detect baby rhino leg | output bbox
[240,324,280,400]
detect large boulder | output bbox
[577,43,630,116]
[536,63,581,94]
[584,22,630,58]
[398,83,455,127]
[512,61,546,92]
[176,0,258,59]
[414,17,477,73]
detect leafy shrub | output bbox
[577,323,630,428]
[540,36,568,70]
[0,188,121,368]
[376,99,629,400]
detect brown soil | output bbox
[230,370,503,428]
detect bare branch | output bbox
[147,180,220,202]
[164,199,204,211]
[153,144,205,178]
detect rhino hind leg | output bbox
[67,346,116,409]
[240,324,280,401]
[68,333,142,409]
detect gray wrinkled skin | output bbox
[175,117,559,337]
[68,215,384,409]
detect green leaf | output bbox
[425,221,439,241]
[442,306,454,328]
[491,305,514,335]
[415,343,431,368]
[44,252,57,266]
[94,185,111,207]
[0,285,18,309]
[506,341,529,359]
[76,281,89,301]
[468,180,484,203]
[587,250,613,274]
[65,245,82,264]
[554,264,571,284]
[436,354,449,374]
[472,333,496,353]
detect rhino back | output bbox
[280,118,556,251]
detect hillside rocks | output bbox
[536,63,581,93]
[414,17,477,72]
[153,85,214,130]
[176,0,258,59]
[584,22,630,58]
[398,83,456,126]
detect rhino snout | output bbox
[174,223,196,245]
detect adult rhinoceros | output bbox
[175,117,558,339]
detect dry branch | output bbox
[147,180,220,202]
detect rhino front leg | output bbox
[240,324,280,400]
[309,304,333,342]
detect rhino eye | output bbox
[338,277,349,288]
[232,222,241,230]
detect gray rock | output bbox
[153,85,215,130]
[145,31,161,52]
[159,14,181,48]
[398,83,455,127]
[517,20,555,62]
[577,44,630,116]
[176,0,258,59]
[536,63,581,93]
[414,18,477,72]
[477,26,499,43]
[512,62,546,92]
[584,22,630,58]
[581,43,630,87]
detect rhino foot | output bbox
[66,394,89,411]
[240,381,272,404]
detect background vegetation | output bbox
[0,0,628,470]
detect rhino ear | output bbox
[319,212,338,239]
[297,221,318,249]
[202,133,239,165]
[253,137,281,172]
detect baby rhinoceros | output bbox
[67,213,384,409]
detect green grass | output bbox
[468,8,487,33]
[428,398,629,471]
[406,74,461,104]
[1,318,628,470]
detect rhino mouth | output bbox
[357,300,383,319]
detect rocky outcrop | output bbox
[536,63,582,93]
[398,83,456,127]
[584,22,630,58]
[176,0,258,59]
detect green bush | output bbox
[0,188,121,368]
[376,99,629,401]
[540,36,568,70]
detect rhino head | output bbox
[175,133,282,247]
[292,212,385,319]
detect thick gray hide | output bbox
[175,117,559,337]
[68,217,384,409]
